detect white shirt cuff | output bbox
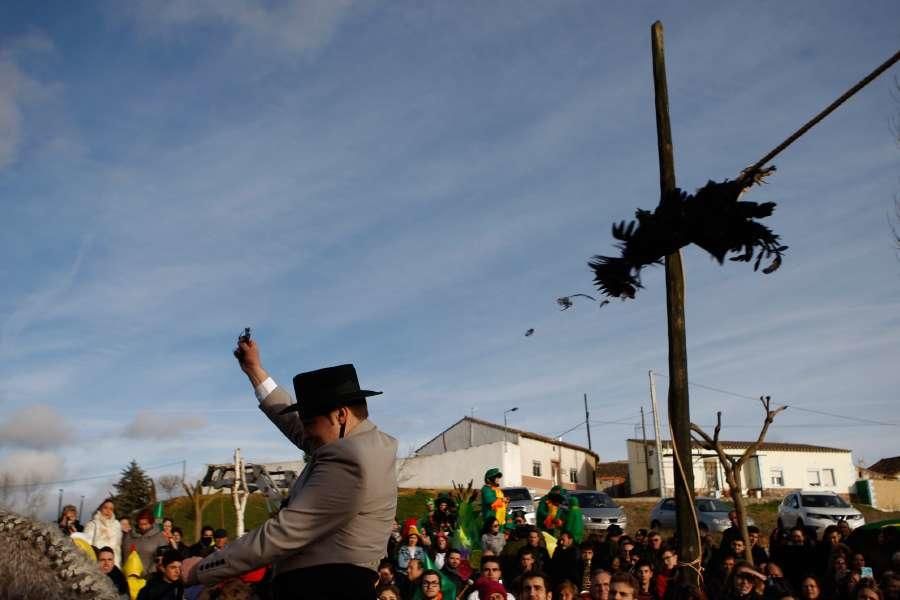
[254,377,277,402]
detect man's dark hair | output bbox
[635,559,654,572]
[349,402,368,420]
[580,540,594,551]
[422,569,441,582]
[201,525,214,534]
[747,525,760,534]
[518,546,536,559]
[378,559,394,571]
[97,546,115,557]
[721,552,737,564]
[447,548,463,557]
[610,572,639,592]
[161,549,182,567]
[172,526,183,536]
[375,584,401,598]
[522,572,549,589]
[481,556,502,570]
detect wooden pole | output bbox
[650,20,700,582]
[641,407,652,490]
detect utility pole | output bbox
[640,407,652,492]
[57,489,63,517]
[79,495,85,519]
[182,460,187,483]
[651,21,699,583]
[649,370,666,495]
[584,393,593,450]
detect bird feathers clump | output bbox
[0,508,120,600]
[589,168,786,299]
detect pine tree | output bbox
[113,460,154,517]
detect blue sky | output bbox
[0,1,898,516]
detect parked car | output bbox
[777,491,865,533]
[649,497,754,532]
[567,490,627,532]
[502,487,536,525]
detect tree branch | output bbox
[690,422,735,471]
[737,396,787,469]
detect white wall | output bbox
[757,450,856,494]
[627,441,856,496]
[398,441,518,489]
[519,436,596,489]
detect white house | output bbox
[398,417,599,494]
[626,439,856,498]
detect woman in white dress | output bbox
[83,498,123,566]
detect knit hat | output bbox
[476,578,508,599]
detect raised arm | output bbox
[234,338,304,449]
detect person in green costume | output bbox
[562,495,584,543]
[480,468,509,525]
[536,485,567,535]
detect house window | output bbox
[569,468,578,483]
[822,468,836,486]
[532,461,542,477]
[807,469,821,487]
[769,468,784,487]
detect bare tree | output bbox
[182,480,221,541]
[0,473,47,518]
[690,395,786,563]
[156,474,183,499]
[18,477,47,519]
[0,473,15,511]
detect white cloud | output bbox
[133,0,354,56]
[0,31,54,169]
[123,410,207,440]
[0,449,65,483]
[0,405,74,450]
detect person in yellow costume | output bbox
[122,546,146,600]
[480,468,509,525]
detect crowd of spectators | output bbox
[56,493,899,600]
[373,499,899,600]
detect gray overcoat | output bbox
[194,385,398,584]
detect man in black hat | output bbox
[183,337,398,600]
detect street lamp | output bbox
[503,407,519,452]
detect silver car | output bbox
[503,487,536,525]
[777,491,865,533]
[568,490,627,532]
[649,497,754,533]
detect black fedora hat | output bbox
[278,364,381,419]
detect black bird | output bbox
[589,167,786,299]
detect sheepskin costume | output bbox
[0,508,119,599]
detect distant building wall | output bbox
[518,437,596,492]
[398,441,517,489]
[417,420,517,456]
[870,479,900,510]
[627,440,855,496]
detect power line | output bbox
[651,371,899,428]
[3,460,185,489]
